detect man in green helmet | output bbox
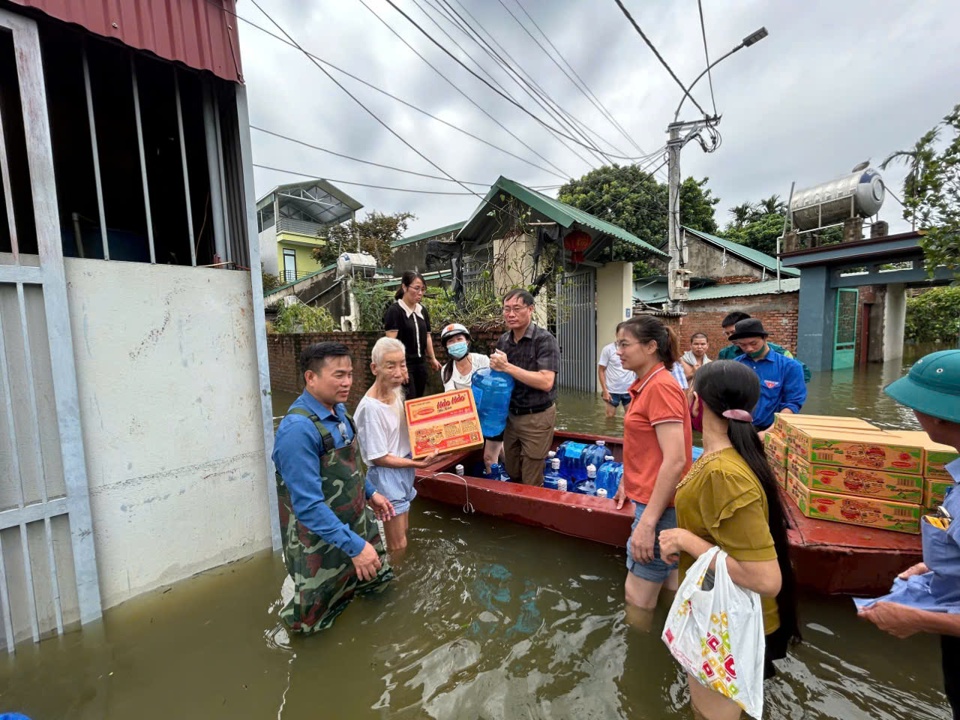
[859,349,960,719]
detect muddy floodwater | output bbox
[1,347,954,719]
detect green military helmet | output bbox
[884,349,960,423]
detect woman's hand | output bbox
[614,483,627,510]
[630,519,657,563]
[658,528,688,563]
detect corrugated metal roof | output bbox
[634,277,801,304]
[11,0,243,83]
[459,177,668,258]
[393,221,465,248]
[682,227,800,277]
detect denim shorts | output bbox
[625,502,678,582]
[607,392,631,408]
[367,465,416,515]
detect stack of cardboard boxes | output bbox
[765,414,958,535]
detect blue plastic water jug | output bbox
[543,450,557,476]
[472,368,514,438]
[575,464,598,496]
[484,463,509,482]
[557,441,589,481]
[581,441,608,477]
[596,458,623,498]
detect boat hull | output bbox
[414,431,921,596]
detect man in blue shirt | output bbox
[728,318,806,433]
[273,342,395,634]
[717,311,811,383]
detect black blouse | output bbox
[383,301,431,361]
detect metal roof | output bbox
[257,179,363,228]
[458,177,668,258]
[682,227,800,277]
[392,221,465,248]
[634,277,801,304]
[11,0,244,83]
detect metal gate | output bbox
[833,288,859,370]
[0,9,101,652]
[555,268,596,392]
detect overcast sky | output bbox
[239,0,960,239]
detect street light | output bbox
[665,26,769,310]
[673,27,769,122]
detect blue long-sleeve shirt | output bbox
[272,391,377,557]
[736,349,807,430]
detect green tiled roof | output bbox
[682,227,800,277]
[634,277,800,304]
[392,221,466,248]
[459,177,668,258]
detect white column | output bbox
[883,283,906,362]
[596,261,634,361]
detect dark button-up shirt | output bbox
[496,323,561,409]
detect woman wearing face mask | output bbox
[660,360,801,720]
[438,323,503,475]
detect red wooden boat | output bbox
[414,430,921,596]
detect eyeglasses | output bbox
[615,340,639,350]
[408,285,425,293]
[502,304,529,315]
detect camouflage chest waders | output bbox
[276,408,393,634]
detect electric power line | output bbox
[611,0,709,118]
[204,0,572,181]
[512,0,651,160]
[251,125,492,186]
[253,164,478,194]
[381,0,643,160]
[697,0,718,117]
[355,0,577,178]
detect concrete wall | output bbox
[259,225,277,275]
[685,236,766,284]
[883,283,906,362]
[64,259,273,609]
[596,262,633,354]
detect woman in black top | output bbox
[383,271,440,399]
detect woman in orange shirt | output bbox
[613,316,693,620]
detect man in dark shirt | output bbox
[490,289,561,486]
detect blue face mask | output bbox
[447,341,469,360]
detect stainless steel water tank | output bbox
[336,252,377,278]
[790,169,885,231]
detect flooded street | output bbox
[2,347,954,718]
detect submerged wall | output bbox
[64,259,273,609]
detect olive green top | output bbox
[676,447,780,634]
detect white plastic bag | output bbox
[661,546,766,719]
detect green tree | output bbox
[721,212,785,256]
[557,164,719,277]
[883,104,960,270]
[272,302,337,333]
[729,202,754,229]
[313,211,414,268]
[904,286,960,343]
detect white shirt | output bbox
[443,352,490,391]
[354,393,411,463]
[598,342,636,394]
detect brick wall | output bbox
[656,291,800,358]
[268,326,506,407]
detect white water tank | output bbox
[790,169,885,231]
[336,252,377,278]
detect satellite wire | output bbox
[253,164,478,195]
[697,0,718,116]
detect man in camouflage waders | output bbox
[273,342,395,634]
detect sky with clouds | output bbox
[239,0,960,239]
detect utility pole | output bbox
[666,117,716,313]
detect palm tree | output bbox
[728,202,754,229]
[881,128,940,231]
[758,194,787,216]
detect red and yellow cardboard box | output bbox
[786,474,921,534]
[404,389,484,459]
[789,456,923,504]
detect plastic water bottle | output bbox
[557,477,567,492]
[485,463,509,482]
[543,457,562,490]
[582,440,608,477]
[472,368,514,438]
[454,463,465,476]
[543,450,557,476]
[596,487,608,499]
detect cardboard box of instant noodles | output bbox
[790,428,925,475]
[786,474,921,534]
[404,389,484,459]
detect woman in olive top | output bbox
[383,271,441,399]
[660,360,800,720]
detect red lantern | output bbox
[563,230,591,263]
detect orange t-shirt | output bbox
[622,364,693,505]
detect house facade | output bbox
[257,179,362,283]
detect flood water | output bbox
[2,347,954,719]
